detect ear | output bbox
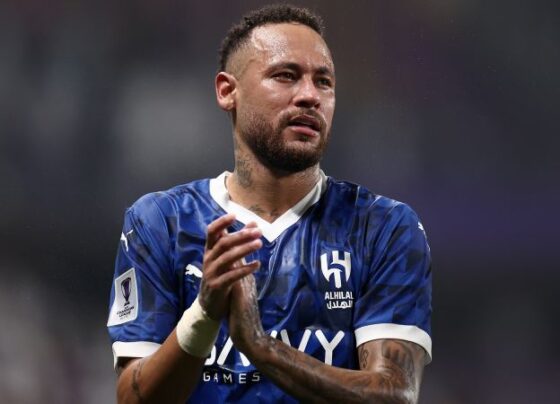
[215,72,237,111]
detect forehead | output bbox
[243,23,334,72]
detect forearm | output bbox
[117,329,205,404]
[114,216,263,403]
[244,336,419,404]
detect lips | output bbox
[288,114,322,133]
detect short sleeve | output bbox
[353,203,432,361]
[107,194,181,366]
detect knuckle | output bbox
[206,279,220,291]
[213,236,227,250]
[213,255,225,268]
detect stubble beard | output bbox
[238,110,330,174]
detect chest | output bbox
[176,219,366,373]
[176,221,366,333]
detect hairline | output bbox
[224,22,329,75]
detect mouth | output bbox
[287,114,322,137]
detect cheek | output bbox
[259,80,294,106]
[244,85,283,111]
[244,98,286,127]
[323,98,336,124]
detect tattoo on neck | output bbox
[131,358,146,403]
[235,154,252,188]
[248,205,282,221]
[248,204,266,216]
[269,208,281,221]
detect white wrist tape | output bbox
[176,298,220,358]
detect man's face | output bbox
[230,23,336,173]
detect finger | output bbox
[238,271,256,289]
[206,227,262,263]
[206,214,236,249]
[214,222,262,265]
[217,261,260,288]
[213,222,258,260]
[212,238,262,274]
[214,238,262,271]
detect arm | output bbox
[116,335,205,404]
[229,275,426,404]
[115,214,263,404]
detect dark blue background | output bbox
[1,1,558,403]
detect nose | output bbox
[293,76,321,109]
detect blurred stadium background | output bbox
[1,1,558,403]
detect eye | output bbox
[317,77,333,89]
[273,71,297,81]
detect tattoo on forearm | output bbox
[131,358,146,403]
[243,279,265,339]
[248,338,424,404]
[372,340,421,403]
[260,339,376,403]
[235,276,423,402]
[264,339,324,392]
[359,346,370,369]
[380,340,416,383]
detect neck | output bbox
[226,148,320,223]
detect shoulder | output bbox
[122,178,213,241]
[324,176,420,223]
[322,176,428,256]
[127,178,211,219]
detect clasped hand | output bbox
[198,214,266,352]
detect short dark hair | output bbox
[218,4,325,72]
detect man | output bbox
[107,5,432,403]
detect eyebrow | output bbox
[267,62,335,77]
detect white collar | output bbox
[209,171,327,242]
